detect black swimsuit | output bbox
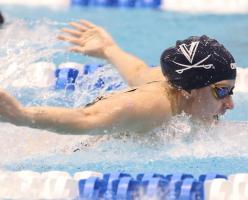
[85,81,160,107]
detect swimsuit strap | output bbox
[85,81,163,107]
[85,96,106,107]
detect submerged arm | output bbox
[58,19,164,87]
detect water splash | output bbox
[0,18,62,88]
[0,18,125,168]
[3,114,248,174]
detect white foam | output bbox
[161,0,248,14]
[0,19,62,88]
[0,122,105,164]
[59,62,84,71]
[0,0,70,9]
[235,67,248,93]
[11,62,56,88]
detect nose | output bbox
[222,96,234,110]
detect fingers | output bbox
[59,19,98,37]
[61,28,82,37]
[58,19,98,46]
[69,22,89,32]
[68,19,98,32]
[59,27,93,40]
[58,30,94,46]
[79,19,97,28]
[57,35,80,45]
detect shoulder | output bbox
[117,81,172,115]
[83,81,172,114]
[79,81,172,132]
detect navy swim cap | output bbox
[160,35,236,91]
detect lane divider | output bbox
[5,61,248,93]
[1,170,248,199]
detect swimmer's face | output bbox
[189,80,235,123]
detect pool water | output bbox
[0,5,248,176]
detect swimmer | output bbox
[0,20,236,135]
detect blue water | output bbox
[2,6,248,66]
[0,5,248,176]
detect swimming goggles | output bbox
[211,84,234,100]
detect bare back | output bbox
[80,81,172,134]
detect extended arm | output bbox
[0,88,108,134]
[58,19,164,86]
[0,86,169,135]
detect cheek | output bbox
[206,95,222,113]
[198,94,220,113]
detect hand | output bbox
[0,89,24,122]
[58,19,117,59]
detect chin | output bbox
[198,114,219,124]
[213,115,220,124]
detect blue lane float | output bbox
[51,62,248,92]
[55,68,79,90]
[142,177,169,199]
[79,177,107,199]
[0,170,245,199]
[71,0,161,8]
[54,62,123,92]
[178,178,203,200]
[198,173,227,183]
[77,173,226,199]
[71,0,90,6]
[135,0,161,8]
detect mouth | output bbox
[213,115,219,121]
[219,109,226,116]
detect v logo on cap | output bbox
[173,41,214,74]
[173,55,213,74]
[179,41,199,64]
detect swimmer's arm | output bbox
[6,93,166,135]
[104,45,164,86]
[0,88,99,134]
[0,88,168,135]
[58,19,164,86]
[22,107,100,134]
[22,89,169,134]
[22,105,138,134]
[1,103,118,135]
